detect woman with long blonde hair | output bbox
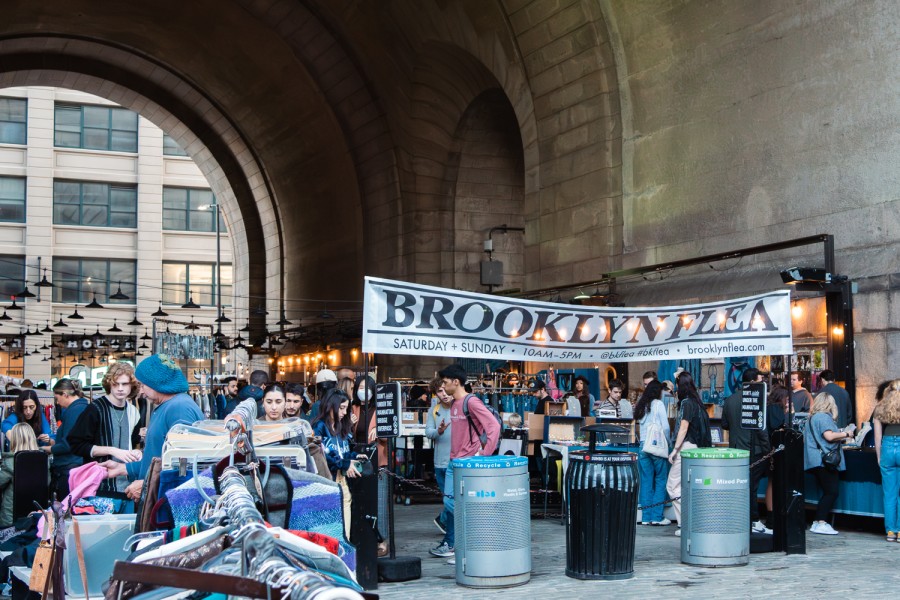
[804,392,853,535]
[7,422,39,452]
[873,381,900,541]
[0,423,42,526]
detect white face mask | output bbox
[357,388,372,402]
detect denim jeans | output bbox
[442,461,455,547]
[637,450,669,522]
[880,436,900,533]
[434,467,450,526]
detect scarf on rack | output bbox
[164,465,356,572]
[283,467,355,572]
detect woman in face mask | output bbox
[354,375,376,443]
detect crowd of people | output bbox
[0,357,897,572]
[0,359,380,533]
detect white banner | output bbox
[362,276,794,363]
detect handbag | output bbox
[642,421,669,458]
[29,511,55,594]
[134,457,163,533]
[811,421,842,470]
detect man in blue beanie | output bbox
[102,354,204,499]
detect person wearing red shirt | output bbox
[429,364,500,560]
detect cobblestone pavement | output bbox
[374,504,899,599]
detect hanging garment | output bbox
[37,461,107,537]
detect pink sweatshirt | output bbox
[449,394,500,459]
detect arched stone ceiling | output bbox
[0,0,368,321]
[0,0,625,314]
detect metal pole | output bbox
[388,436,396,560]
[215,205,221,320]
[215,204,222,381]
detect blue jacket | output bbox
[313,420,352,478]
[126,393,204,480]
[53,397,88,468]
[1,412,55,447]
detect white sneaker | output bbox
[652,518,672,526]
[812,521,838,535]
[752,521,773,534]
[447,557,456,565]
[675,528,681,537]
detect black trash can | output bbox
[565,450,639,580]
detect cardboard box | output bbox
[527,413,544,441]
[544,416,584,443]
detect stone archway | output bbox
[0,36,275,323]
[446,89,525,293]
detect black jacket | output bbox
[722,389,771,456]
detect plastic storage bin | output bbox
[64,514,136,598]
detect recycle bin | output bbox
[453,456,531,588]
[565,450,639,580]
[680,447,750,567]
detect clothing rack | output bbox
[111,428,367,600]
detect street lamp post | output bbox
[201,202,223,380]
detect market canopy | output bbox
[362,276,793,363]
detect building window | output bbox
[162,262,232,307]
[0,97,27,145]
[54,103,138,152]
[0,255,25,299]
[162,187,225,232]
[163,133,189,156]
[52,258,136,305]
[53,180,138,228]
[0,177,26,223]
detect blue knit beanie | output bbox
[135,354,189,394]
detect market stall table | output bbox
[758,447,884,517]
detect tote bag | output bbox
[642,421,669,458]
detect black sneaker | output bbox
[433,516,447,535]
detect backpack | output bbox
[462,394,503,455]
[679,397,712,448]
[695,399,713,447]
